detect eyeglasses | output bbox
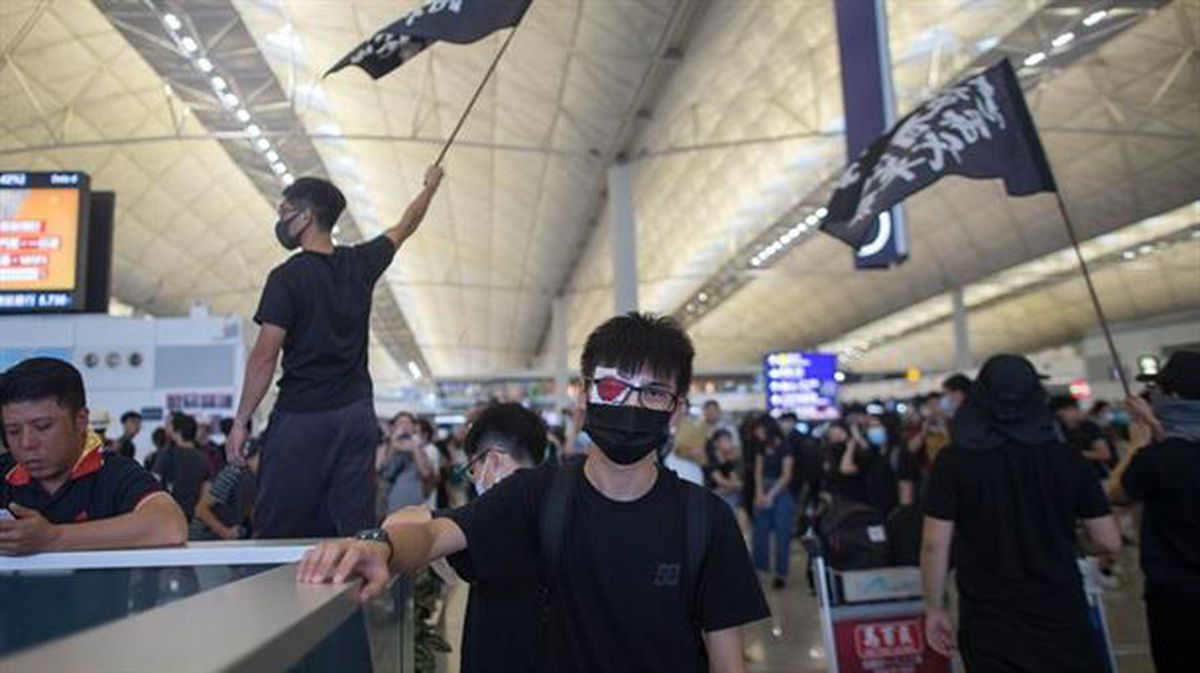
[588,376,681,412]
[453,446,504,481]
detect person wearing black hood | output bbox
[920,354,1121,672]
[297,313,769,672]
[1104,351,1200,673]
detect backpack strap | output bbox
[537,461,581,614]
[682,481,709,626]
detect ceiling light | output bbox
[235,109,250,123]
[271,161,287,175]
[255,138,270,151]
[222,93,239,108]
[196,57,213,73]
[815,207,828,218]
[180,36,198,53]
[1023,51,1046,67]
[1122,251,1137,260]
[698,292,708,302]
[685,303,696,313]
[211,76,228,91]
[163,13,182,31]
[1138,244,1154,254]
[407,361,423,380]
[246,124,261,137]
[266,150,279,163]
[282,173,295,186]
[805,214,819,226]
[1051,32,1075,48]
[1083,10,1107,27]
[750,258,761,267]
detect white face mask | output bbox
[473,451,517,496]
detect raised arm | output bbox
[228,323,286,465]
[383,167,444,249]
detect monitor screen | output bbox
[0,171,90,313]
[763,351,841,420]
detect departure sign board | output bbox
[764,351,841,420]
[0,171,90,313]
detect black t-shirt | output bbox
[1061,420,1112,478]
[445,464,769,673]
[924,441,1110,604]
[1121,437,1200,599]
[254,235,396,412]
[431,510,542,673]
[704,459,738,490]
[153,444,210,521]
[758,443,792,482]
[1,448,162,524]
[827,443,872,505]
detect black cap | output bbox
[1138,351,1200,400]
[950,354,1055,450]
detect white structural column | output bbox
[552,295,570,411]
[952,287,972,372]
[608,162,639,314]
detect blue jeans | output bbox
[753,484,795,579]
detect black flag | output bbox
[326,0,532,80]
[821,59,1057,249]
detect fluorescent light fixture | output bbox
[1122,250,1137,260]
[815,207,828,219]
[246,124,262,137]
[698,292,708,302]
[163,13,182,31]
[255,138,270,151]
[211,76,228,91]
[1083,10,1107,27]
[407,361,423,379]
[180,36,198,53]
[222,93,239,108]
[750,258,761,267]
[235,109,250,123]
[196,57,213,73]
[271,161,287,175]
[975,36,1000,52]
[282,173,295,186]
[266,150,279,163]
[1023,51,1046,67]
[833,371,846,383]
[805,214,819,226]
[1051,32,1075,48]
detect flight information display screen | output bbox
[763,351,841,420]
[0,171,90,313]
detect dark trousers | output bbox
[1147,593,1189,673]
[254,398,378,538]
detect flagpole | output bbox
[1052,192,1132,397]
[434,27,518,167]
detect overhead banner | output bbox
[821,58,1057,250]
[326,0,532,79]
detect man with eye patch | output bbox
[302,313,769,672]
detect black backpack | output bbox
[818,500,889,570]
[537,462,709,625]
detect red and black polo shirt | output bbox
[1,434,163,525]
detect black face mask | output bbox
[274,210,308,250]
[584,403,671,466]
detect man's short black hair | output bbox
[1049,395,1079,413]
[703,399,720,409]
[170,411,198,443]
[0,357,87,414]
[464,403,547,466]
[415,417,435,442]
[152,427,168,450]
[580,312,694,395]
[282,177,346,231]
[710,428,733,443]
[942,373,972,394]
[121,410,142,424]
[779,411,798,423]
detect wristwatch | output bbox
[353,527,394,565]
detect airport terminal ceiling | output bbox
[1,0,1197,384]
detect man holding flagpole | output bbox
[225,166,443,538]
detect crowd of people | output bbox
[1,160,1195,673]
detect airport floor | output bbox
[435,543,1156,673]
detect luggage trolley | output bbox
[805,536,954,673]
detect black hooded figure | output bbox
[922,354,1121,673]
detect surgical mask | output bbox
[867,427,887,446]
[939,396,955,415]
[584,403,671,466]
[471,452,517,496]
[274,209,308,250]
